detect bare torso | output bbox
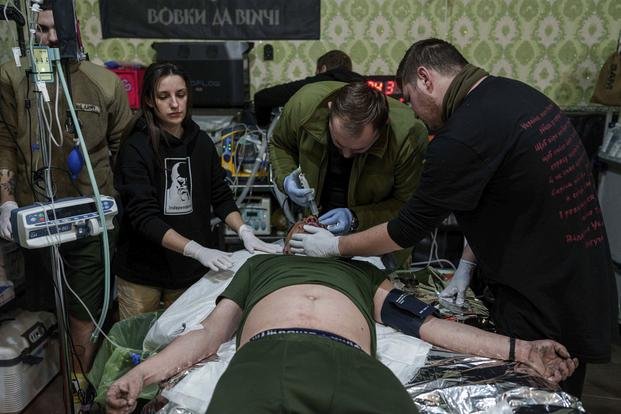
[240,284,373,354]
[239,279,393,355]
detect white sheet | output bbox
[144,250,431,412]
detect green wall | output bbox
[2,0,621,108]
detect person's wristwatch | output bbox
[349,210,359,232]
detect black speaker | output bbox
[52,0,79,59]
[153,42,253,108]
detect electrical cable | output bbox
[35,93,47,172]
[1,2,26,57]
[411,259,456,270]
[2,1,21,45]
[2,3,15,44]
[40,98,61,147]
[38,186,106,407]
[233,128,267,204]
[36,198,113,407]
[411,228,456,271]
[427,229,436,267]
[26,71,38,200]
[210,122,269,227]
[55,58,111,342]
[22,6,90,412]
[27,3,41,194]
[45,231,78,413]
[54,72,63,145]
[48,246,96,408]
[32,166,83,198]
[57,246,122,349]
[23,10,117,383]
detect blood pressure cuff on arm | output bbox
[380,289,438,338]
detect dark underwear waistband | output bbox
[249,327,362,350]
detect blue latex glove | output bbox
[319,208,353,235]
[283,170,314,207]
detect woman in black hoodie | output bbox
[114,62,280,320]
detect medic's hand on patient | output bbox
[289,225,340,257]
[238,224,282,254]
[283,169,314,207]
[516,339,578,384]
[0,200,17,241]
[183,240,233,271]
[439,259,476,306]
[319,208,353,235]
[105,367,144,414]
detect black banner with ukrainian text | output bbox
[100,0,320,40]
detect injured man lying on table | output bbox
[106,251,577,413]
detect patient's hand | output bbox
[106,368,145,414]
[515,339,578,384]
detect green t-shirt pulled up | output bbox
[218,254,387,355]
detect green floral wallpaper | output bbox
[2,0,621,107]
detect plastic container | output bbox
[0,310,59,414]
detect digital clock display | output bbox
[366,75,403,101]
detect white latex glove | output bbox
[183,240,233,271]
[289,225,340,257]
[439,259,476,306]
[0,201,18,241]
[238,224,282,254]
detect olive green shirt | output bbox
[218,254,387,355]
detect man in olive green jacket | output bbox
[0,7,132,375]
[269,81,427,264]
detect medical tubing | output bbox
[57,248,123,350]
[210,124,268,226]
[55,59,110,341]
[235,128,268,206]
[410,259,456,271]
[54,73,63,145]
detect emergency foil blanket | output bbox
[406,349,585,414]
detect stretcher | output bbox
[92,249,585,413]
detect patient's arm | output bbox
[372,280,577,383]
[417,317,576,383]
[106,299,242,414]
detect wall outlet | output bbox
[263,44,274,61]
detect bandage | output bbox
[380,289,438,338]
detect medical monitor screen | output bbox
[46,202,97,221]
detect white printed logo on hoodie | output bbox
[164,158,193,215]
